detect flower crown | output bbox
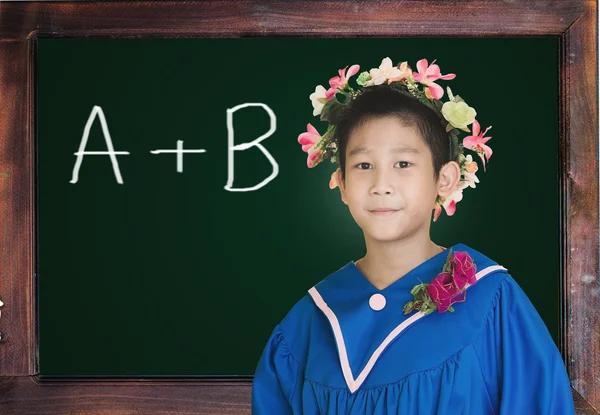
[297,57,493,221]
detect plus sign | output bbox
[150,140,207,173]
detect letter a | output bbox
[70,106,130,184]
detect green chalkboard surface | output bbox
[37,37,559,377]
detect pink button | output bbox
[369,293,386,311]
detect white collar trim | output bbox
[308,264,507,393]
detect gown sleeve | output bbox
[252,324,303,415]
[472,275,576,414]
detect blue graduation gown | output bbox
[252,243,576,414]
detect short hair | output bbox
[334,84,452,183]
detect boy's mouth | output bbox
[369,208,401,215]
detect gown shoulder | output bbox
[471,274,576,414]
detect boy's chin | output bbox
[362,228,409,243]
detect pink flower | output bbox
[433,199,457,222]
[452,251,477,290]
[463,119,493,172]
[297,123,323,168]
[426,271,467,313]
[298,123,320,152]
[432,187,463,222]
[412,58,456,100]
[443,199,457,216]
[433,204,442,222]
[307,149,323,168]
[326,64,360,100]
[387,61,412,84]
[329,168,340,189]
[433,200,457,222]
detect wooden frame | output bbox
[0,1,597,413]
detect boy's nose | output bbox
[370,171,395,195]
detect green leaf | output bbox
[447,305,455,313]
[410,283,424,296]
[320,98,344,124]
[442,248,454,273]
[356,72,371,86]
[421,293,430,304]
[420,97,435,110]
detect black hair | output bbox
[334,84,452,183]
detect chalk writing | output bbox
[70,105,279,191]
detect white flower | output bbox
[441,100,477,131]
[310,85,328,116]
[368,57,403,86]
[463,173,479,188]
[461,155,480,189]
[443,187,464,209]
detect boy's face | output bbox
[337,116,439,243]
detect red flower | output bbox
[452,251,477,290]
[426,271,467,313]
[404,250,478,315]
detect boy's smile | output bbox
[369,209,401,216]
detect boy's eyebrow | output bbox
[348,147,420,157]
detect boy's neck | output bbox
[356,237,445,291]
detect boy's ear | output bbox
[436,161,461,198]
[335,168,349,205]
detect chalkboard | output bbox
[36,36,559,377]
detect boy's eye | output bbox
[354,161,411,169]
[395,161,411,168]
[356,162,372,170]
